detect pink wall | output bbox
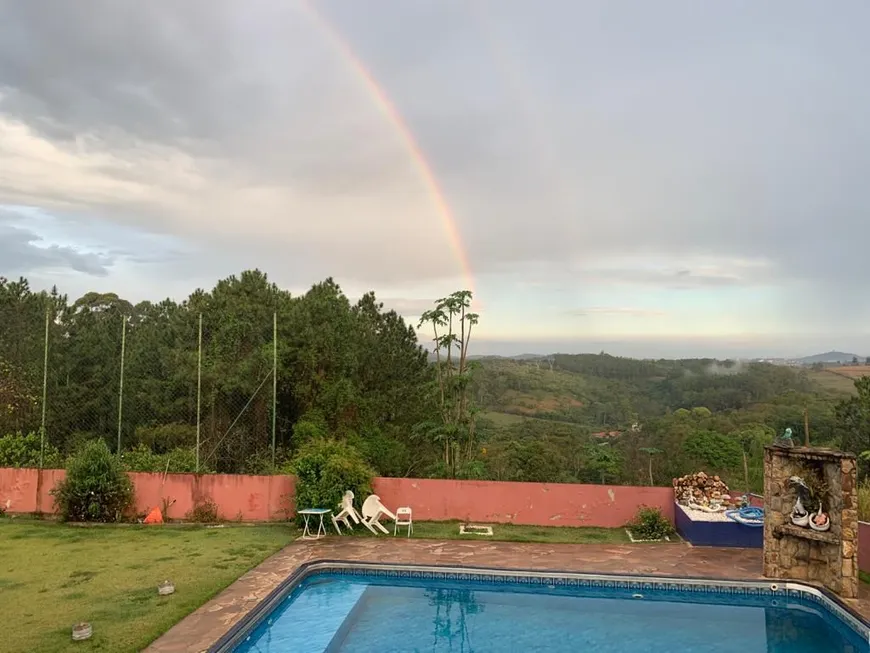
[372,477,675,528]
[127,472,295,522]
[0,467,66,513]
[1,468,672,528]
[0,468,294,522]
[859,522,870,574]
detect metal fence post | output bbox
[116,316,126,455]
[196,313,203,473]
[39,308,50,468]
[271,311,277,466]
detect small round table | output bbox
[298,508,332,540]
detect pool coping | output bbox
[209,559,870,651]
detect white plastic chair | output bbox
[394,506,413,537]
[331,490,362,534]
[361,494,397,535]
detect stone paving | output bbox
[146,537,870,652]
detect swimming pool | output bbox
[213,562,870,652]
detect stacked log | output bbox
[672,472,731,507]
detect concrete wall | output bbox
[373,477,674,528]
[0,467,673,528]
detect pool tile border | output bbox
[210,560,870,651]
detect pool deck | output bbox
[146,537,870,652]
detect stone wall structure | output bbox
[763,446,858,598]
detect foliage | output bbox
[241,445,292,475]
[134,423,196,453]
[0,272,434,474]
[120,443,204,473]
[3,269,866,488]
[51,439,134,522]
[418,290,480,477]
[682,430,743,471]
[186,498,220,523]
[290,438,374,522]
[839,377,870,478]
[626,506,676,540]
[0,431,64,468]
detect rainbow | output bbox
[299,1,476,297]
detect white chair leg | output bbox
[373,516,389,534]
[362,517,379,534]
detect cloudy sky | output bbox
[1,1,869,358]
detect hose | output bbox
[725,506,764,527]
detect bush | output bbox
[186,498,220,523]
[120,443,204,473]
[134,423,196,453]
[0,431,64,468]
[290,439,374,524]
[627,506,675,541]
[242,446,292,475]
[51,439,134,522]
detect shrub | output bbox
[348,428,409,478]
[627,505,675,541]
[242,446,292,475]
[51,439,134,522]
[186,498,220,523]
[134,423,196,453]
[120,443,204,473]
[0,431,64,468]
[290,439,374,524]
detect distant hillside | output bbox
[797,351,865,365]
[468,351,853,489]
[470,353,845,432]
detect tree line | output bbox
[2,271,868,490]
[0,272,448,475]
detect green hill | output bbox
[471,353,863,489]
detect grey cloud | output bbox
[0,223,113,277]
[1,0,869,303]
[587,268,758,289]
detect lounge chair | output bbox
[331,490,362,534]
[361,494,397,534]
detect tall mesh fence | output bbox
[0,310,279,473]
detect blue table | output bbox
[298,508,331,540]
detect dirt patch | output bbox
[831,366,870,379]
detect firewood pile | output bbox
[672,472,732,508]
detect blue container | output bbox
[675,503,763,548]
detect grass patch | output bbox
[806,369,858,396]
[344,519,633,544]
[0,520,296,652]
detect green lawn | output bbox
[0,520,296,653]
[345,519,633,544]
[0,517,639,651]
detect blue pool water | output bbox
[231,571,869,653]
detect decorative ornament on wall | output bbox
[788,476,810,527]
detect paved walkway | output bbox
[145,537,865,652]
